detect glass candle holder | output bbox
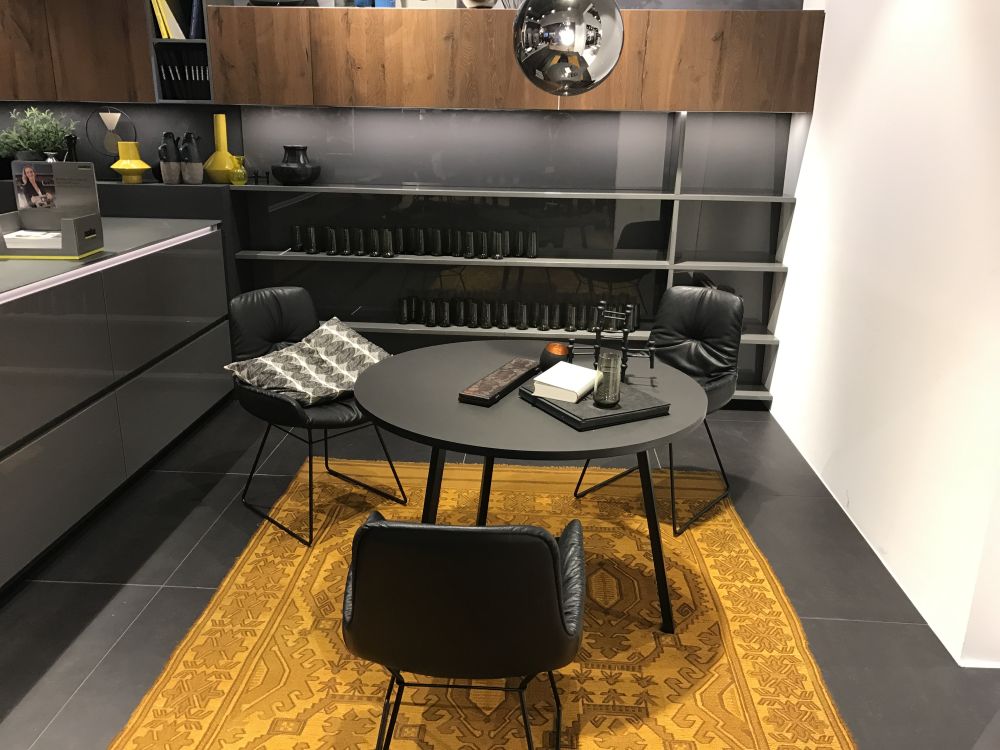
[594,350,622,408]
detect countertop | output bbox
[0,217,220,305]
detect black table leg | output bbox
[421,446,447,524]
[637,450,675,634]
[475,456,495,526]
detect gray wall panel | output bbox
[116,321,232,475]
[103,230,227,378]
[0,394,125,585]
[0,275,114,454]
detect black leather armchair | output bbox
[343,512,585,750]
[575,285,744,535]
[230,287,407,545]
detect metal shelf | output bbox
[230,183,794,203]
[349,321,652,341]
[733,385,773,401]
[672,261,788,273]
[234,250,667,270]
[347,320,773,345]
[236,251,787,274]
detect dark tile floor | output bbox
[1,398,997,750]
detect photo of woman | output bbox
[15,164,57,209]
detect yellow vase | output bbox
[110,141,151,185]
[204,113,239,184]
[229,155,248,186]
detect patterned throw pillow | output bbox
[225,319,388,406]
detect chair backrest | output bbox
[649,285,744,383]
[229,287,319,361]
[342,512,578,680]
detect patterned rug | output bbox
[110,460,855,750]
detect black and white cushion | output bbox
[225,318,388,406]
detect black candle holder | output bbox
[424,298,437,327]
[516,302,529,330]
[467,298,479,328]
[304,226,318,254]
[480,299,493,329]
[451,229,463,258]
[492,231,504,260]
[337,228,351,256]
[381,228,395,258]
[429,228,441,257]
[368,229,381,258]
[527,231,538,259]
[325,226,337,256]
[398,297,411,324]
[394,227,405,255]
[291,225,303,252]
[477,231,489,260]
[437,298,451,327]
[497,300,510,329]
[565,303,577,332]
[537,304,550,331]
[513,231,524,258]
[352,228,366,257]
[453,297,466,327]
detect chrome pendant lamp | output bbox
[512,0,624,96]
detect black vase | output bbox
[272,145,321,186]
[64,134,79,162]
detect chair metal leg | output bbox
[573,458,638,499]
[517,675,537,750]
[375,673,397,750]
[323,424,408,506]
[383,672,406,750]
[547,671,562,750]
[242,423,313,547]
[668,419,731,536]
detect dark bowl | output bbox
[271,163,322,186]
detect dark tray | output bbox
[519,381,670,431]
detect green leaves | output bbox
[0,107,78,158]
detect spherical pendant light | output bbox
[513,0,624,97]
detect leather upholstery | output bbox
[229,287,364,429]
[649,286,744,414]
[230,287,319,361]
[343,512,585,680]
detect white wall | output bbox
[772,0,1000,665]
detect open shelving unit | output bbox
[233,111,809,405]
[145,0,214,103]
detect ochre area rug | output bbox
[111,461,854,750]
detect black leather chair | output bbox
[343,512,585,750]
[575,285,744,535]
[230,287,407,546]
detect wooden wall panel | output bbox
[0,1,57,101]
[208,7,823,112]
[44,0,155,103]
[208,6,314,106]
[561,10,825,112]
[310,9,555,110]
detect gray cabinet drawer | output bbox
[103,229,227,378]
[116,321,232,475]
[0,393,125,586]
[0,275,114,454]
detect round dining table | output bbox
[354,339,707,632]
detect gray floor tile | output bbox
[0,582,157,750]
[31,587,214,750]
[152,398,268,474]
[802,618,1000,750]
[166,476,289,590]
[735,493,923,624]
[30,473,244,586]
[671,416,831,498]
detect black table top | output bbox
[354,340,707,460]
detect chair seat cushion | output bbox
[700,372,737,414]
[225,318,388,406]
[302,396,366,428]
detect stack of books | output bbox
[150,0,204,40]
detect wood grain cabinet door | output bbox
[43,0,155,102]
[310,9,555,111]
[0,1,57,101]
[207,6,314,106]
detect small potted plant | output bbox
[0,107,78,173]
